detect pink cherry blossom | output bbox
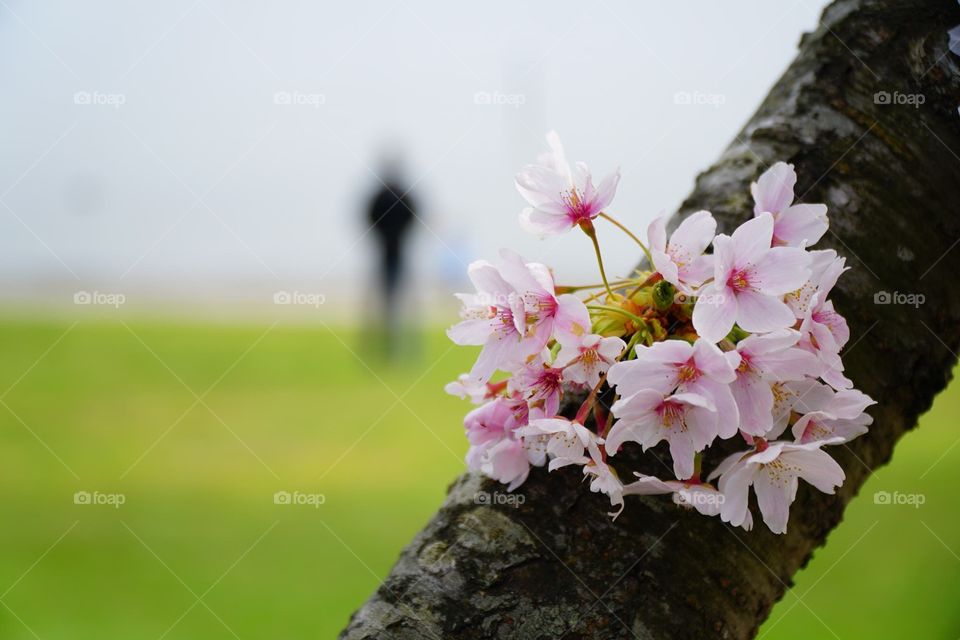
[462,395,545,491]
[516,131,620,235]
[444,374,503,404]
[607,338,740,438]
[556,333,626,387]
[751,162,829,247]
[481,438,534,491]
[730,330,819,437]
[447,260,532,383]
[818,351,854,392]
[713,440,845,534]
[796,255,852,390]
[607,390,718,480]
[784,249,840,318]
[514,357,565,417]
[765,378,824,439]
[446,148,869,528]
[519,417,601,470]
[647,210,716,293]
[496,249,592,350]
[462,397,526,469]
[692,213,811,343]
[523,432,549,468]
[791,387,875,444]
[582,443,626,518]
[448,250,589,382]
[800,256,849,348]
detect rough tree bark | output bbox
[341,0,960,637]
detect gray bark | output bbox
[341,0,960,637]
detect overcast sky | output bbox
[0,0,827,304]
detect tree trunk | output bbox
[340,0,960,637]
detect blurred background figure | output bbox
[366,148,418,359]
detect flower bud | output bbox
[652,280,676,310]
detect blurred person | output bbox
[365,149,418,359]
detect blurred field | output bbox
[0,317,957,639]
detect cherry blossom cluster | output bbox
[445,132,874,534]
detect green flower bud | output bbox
[652,280,676,310]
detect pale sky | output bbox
[0,0,826,306]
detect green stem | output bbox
[584,225,614,297]
[587,304,646,327]
[621,330,643,360]
[556,278,635,293]
[599,212,654,266]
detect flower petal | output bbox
[447,318,493,345]
[668,434,697,480]
[591,169,620,211]
[731,212,775,264]
[787,445,845,493]
[692,284,738,343]
[753,469,796,534]
[515,165,569,208]
[719,463,755,528]
[731,372,774,436]
[734,290,796,333]
[670,210,716,256]
[519,207,574,236]
[554,294,591,344]
[774,203,828,247]
[752,246,812,295]
[647,213,668,252]
[751,162,796,215]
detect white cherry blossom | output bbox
[713,440,845,534]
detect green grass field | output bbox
[0,317,957,638]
